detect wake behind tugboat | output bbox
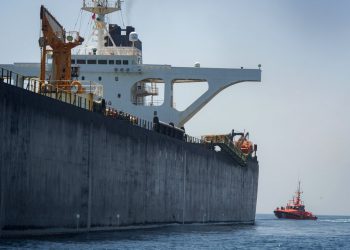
[274,181,317,220]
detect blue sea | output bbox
[1,214,350,249]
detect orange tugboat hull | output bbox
[274,209,317,220]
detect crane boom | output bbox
[40,5,84,89]
[40,6,64,43]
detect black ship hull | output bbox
[0,83,259,237]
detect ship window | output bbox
[123,60,129,65]
[87,60,97,64]
[82,76,85,80]
[71,59,76,64]
[77,59,86,64]
[71,67,79,78]
[118,93,121,98]
[98,76,102,81]
[115,77,119,81]
[116,60,121,65]
[109,60,115,65]
[98,60,107,65]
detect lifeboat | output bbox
[274,181,317,220]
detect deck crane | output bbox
[39,5,84,91]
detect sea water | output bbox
[1,214,349,249]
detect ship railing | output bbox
[103,107,207,144]
[0,67,41,92]
[135,84,159,96]
[38,80,104,97]
[186,135,205,144]
[0,67,98,111]
[83,0,121,9]
[29,80,96,111]
[105,107,155,130]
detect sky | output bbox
[1,0,350,216]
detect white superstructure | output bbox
[1,0,261,127]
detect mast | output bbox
[295,180,302,206]
[82,0,122,54]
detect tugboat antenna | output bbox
[295,180,302,206]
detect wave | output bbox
[320,219,350,223]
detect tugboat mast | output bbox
[295,180,303,206]
[82,0,122,54]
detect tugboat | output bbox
[274,181,318,220]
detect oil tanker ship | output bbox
[0,1,261,237]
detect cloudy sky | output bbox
[1,0,349,216]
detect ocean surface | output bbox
[1,214,350,249]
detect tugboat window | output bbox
[109,60,115,65]
[82,76,85,80]
[115,77,119,81]
[98,76,102,81]
[123,60,129,65]
[71,59,76,64]
[116,60,121,65]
